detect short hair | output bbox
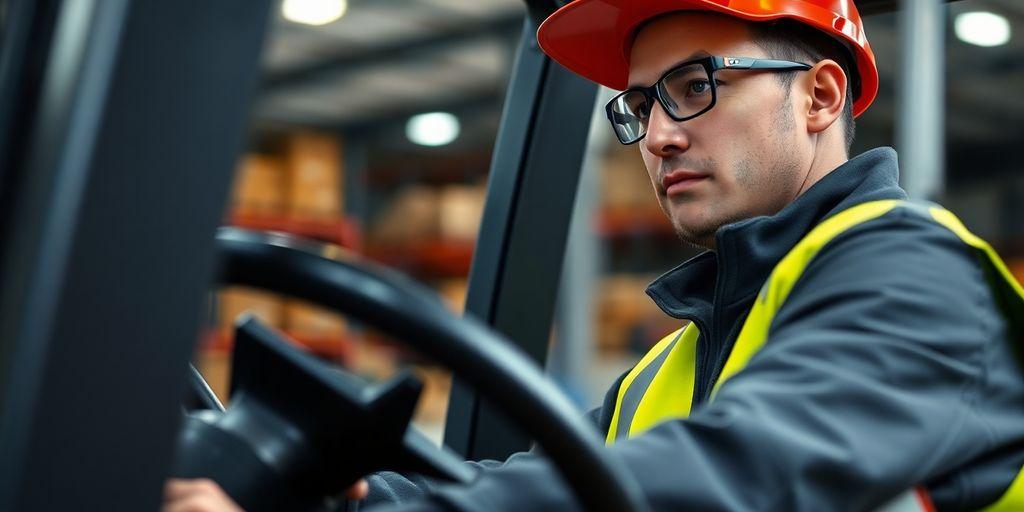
[748,20,857,153]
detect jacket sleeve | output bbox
[361,403,612,508]
[368,212,1016,511]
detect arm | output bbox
[374,212,1014,511]
[362,403,614,508]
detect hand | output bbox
[162,478,370,511]
[162,479,242,512]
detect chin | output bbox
[670,207,711,233]
[674,231,716,251]
[671,220,717,248]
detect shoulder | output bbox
[772,201,1000,351]
[833,201,967,239]
[762,204,1006,383]
[804,202,985,287]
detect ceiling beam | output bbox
[255,86,503,135]
[263,14,523,93]
[857,0,963,16]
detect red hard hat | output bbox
[537,0,879,118]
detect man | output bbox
[165,1,1024,510]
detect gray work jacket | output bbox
[365,147,1024,511]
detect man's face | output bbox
[629,13,812,249]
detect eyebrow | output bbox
[626,50,713,89]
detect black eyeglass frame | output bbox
[605,56,813,145]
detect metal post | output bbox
[549,92,614,406]
[897,0,946,200]
[0,1,273,510]
[342,133,370,225]
[443,14,599,460]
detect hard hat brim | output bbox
[536,0,879,118]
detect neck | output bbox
[796,143,848,198]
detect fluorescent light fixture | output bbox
[282,0,348,26]
[406,112,460,147]
[955,11,1011,47]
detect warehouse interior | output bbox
[0,0,1022,510]
[205,0,1024,443]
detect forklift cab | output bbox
[0,0,1005,510]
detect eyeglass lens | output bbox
[608,63,713,143]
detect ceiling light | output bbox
[955,11,1011,47]
[282,0,348,26]
[406,112,460,147]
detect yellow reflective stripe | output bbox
[606,326,685,444]
[981,462,1024,511]
[611,331,684,443]
[929,207,1024,304]
[627,324,700,438]
[712,199,901,396]
[929,206,1024,512]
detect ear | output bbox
[802,59,847,135]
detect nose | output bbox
[643,101,690,157]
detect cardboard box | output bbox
[596,275,663,351]
[412,365,451,445]
[195,351,232,404]
[232,154,286,216]
[436,278,469,314]
[599,275,659,323]
[371,183,485,244]
[438,185,486,241]
[284,299,347,337]
[370,186,440,244]
[218,287,285,333]
[285,131,344,219]
[348,336,400,381]
[602,147,655,211]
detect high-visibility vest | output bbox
[604,200,1024,511]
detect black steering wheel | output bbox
[180,228,650,512]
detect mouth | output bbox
[661,170,709,196]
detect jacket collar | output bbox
[645,147,907,320]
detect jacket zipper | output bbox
[689,316,712,408]
[693,252,728,407]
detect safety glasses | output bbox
[606,56,812,145]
